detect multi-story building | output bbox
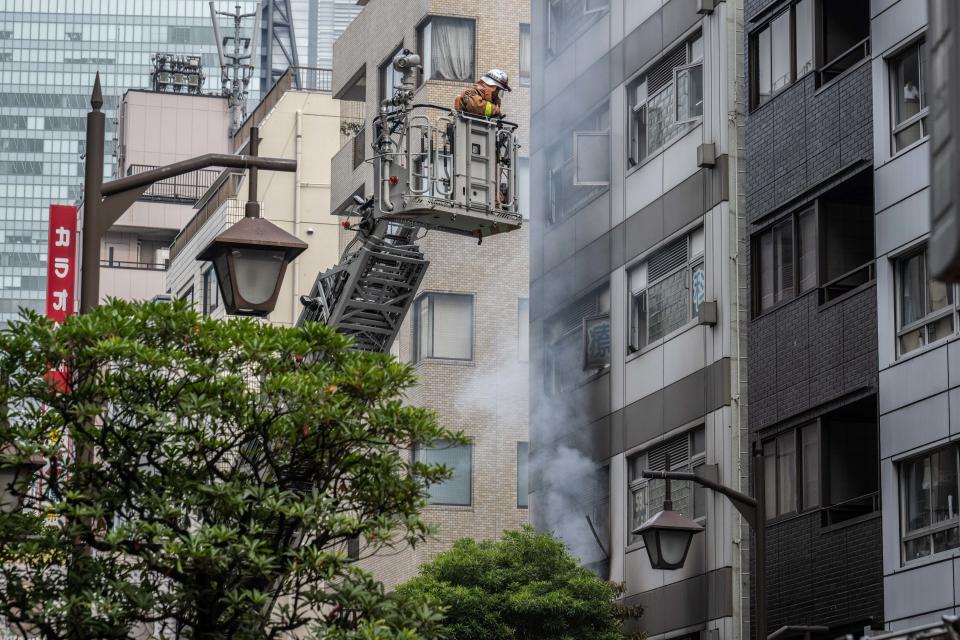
[870,0,960,631]
[743,0,883,637]
[529,1,749,639]
[328,0,531,588]
[97,88,230,303]
[167,68,342,327]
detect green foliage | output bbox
[396,527,643,640]
[0,299,463,639]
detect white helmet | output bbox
[480,68,511,92]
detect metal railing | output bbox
[100,259,168,271]
[819,261,876,304]
[820,491,880,527]
[169,171,243,261]
[817,37,871,86]
[232,66,332,151]
[125,164,220,204]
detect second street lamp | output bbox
[635,453,703,570]
[197,126,306,317]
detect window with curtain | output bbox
[901,446,960,561]
[519,23,531,86]
[416,440,472,505]
[890,39,928,153]
[202,267,218,317]
[628,228,705,353]
[413,292,474,361]
[755,207,817,313]
[517,442,529,508]
[896,247,956,356]
[419,16,475,83]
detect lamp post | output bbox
[639,443,767,640]
[80,72,301,315]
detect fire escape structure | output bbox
[299,51,522,353]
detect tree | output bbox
[395,527,643,640]
[0,299,461,639]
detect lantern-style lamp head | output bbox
[0,446,45,514]
[197,216,307,317]
[636,507,704,570]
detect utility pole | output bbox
[209,1,261,136]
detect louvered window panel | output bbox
[647,433,691,471]
[646,43,688,94]
[648,235,689,282]
[552,292,599,337]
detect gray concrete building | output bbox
[528,1,750,639]
[869,0,960,631]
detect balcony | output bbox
[331,129,368,214]
[100,261,168,302]
[99,259,167,271]
[126,164,220,205]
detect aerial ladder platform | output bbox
[298,50,522,351]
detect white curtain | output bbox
[430,17,474,82]
[433,294,472,359]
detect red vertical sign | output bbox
[45,204,78,322]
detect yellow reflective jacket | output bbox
[454,82,502,118]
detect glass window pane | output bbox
[574,133,610,184]
[645,85,676,155]
[518,298,530,362]
[930,448,958,526]
[774,219,794,304]
[646,270,688,342]
[929,276,953,313]
[798,209,817,292]
[418,440,472,505]
[771,12,791,93]
[904,456,931,534]
[676,64,703,122]
[519,24,531,85]
[517,442,529,507]
[777,432,797,515]
[801,424,819,509]
[763,440,777,518]
[899,252,926,326]
[895,122,923,151]
[426,17,475,82]
[795,0,814,78]
[757,26,772,104]
[893,44,922,127]
[431,294,472,360]
[630,484,646,539]
[760,230,775,311]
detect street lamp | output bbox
[196,127,306,317]
[641,443,768,640]
[80,73,299,314]
[635,454,703,570]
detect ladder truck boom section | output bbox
[298,50,523,352]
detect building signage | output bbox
[45,204,78,323]
[583,314,611,370]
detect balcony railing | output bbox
[817,37,871,86]
[233,66,332,151]
[169,170,243,261]
[101,259,168,271]
[820,491,880,527]
[126,164,220,204]
[819,260,875,305]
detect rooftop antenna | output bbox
[209,1,262,136]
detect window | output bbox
[755,208,817,312]
[628,34,703,166]
[518,298,529,362]
[202,268,218,317]
[178,284,195,310]
[628,427,706,545]
[547,104,609,225]
[750,0,814,108]
[544,286,610,394]
[896,247,956,356]
[763,396,878,524]
[517,156,530,220]
[819,0,870,84]
[380,46,405,103]
[415,440,472,505]
[547,0,610,56]
[519,24,531,86]
[890,39,928,153]
[517,442,529,508]
[629,228,705,352]
[902,447,960,561]
[413,293,473,361]
[418,17,475,83]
